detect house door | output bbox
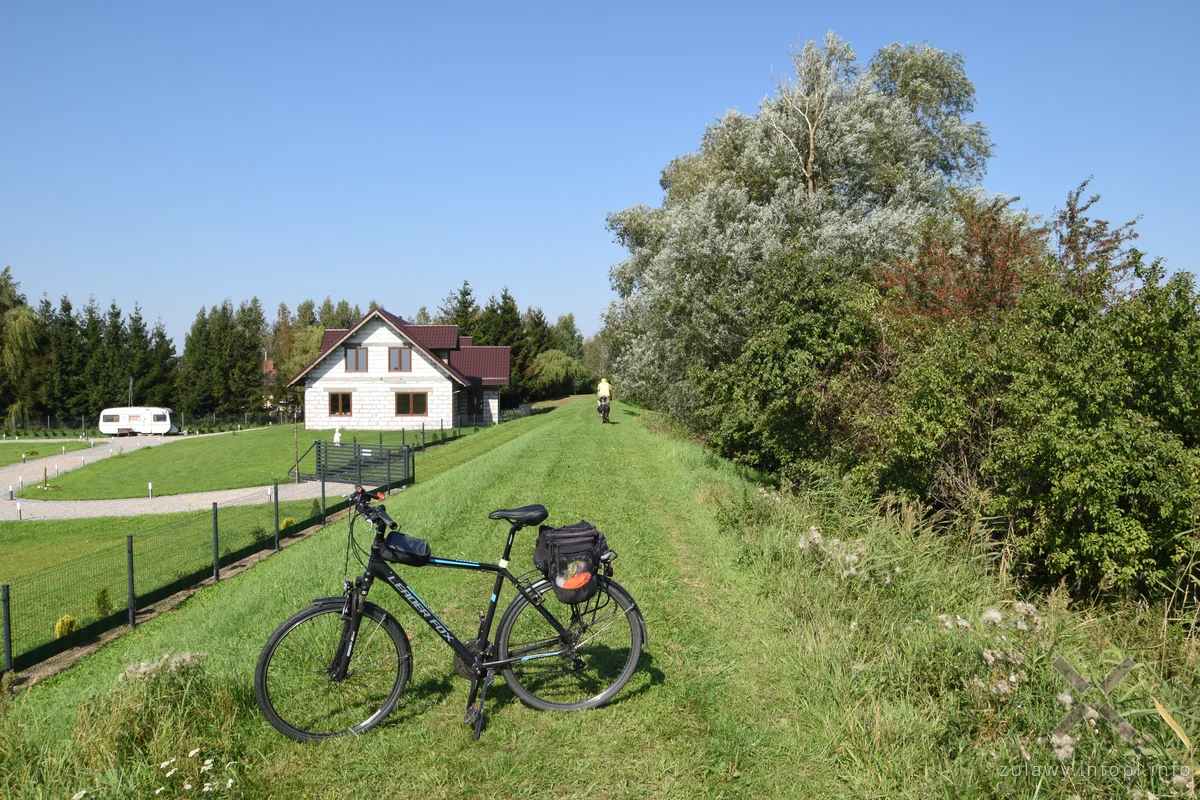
[468,387,485,417]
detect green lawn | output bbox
[4,399,1192,798]
[0,406,567,664]
[19,402,566,501]
[0,440,90,468]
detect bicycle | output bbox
[254,486,647,741]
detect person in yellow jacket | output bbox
[596,378,613,423]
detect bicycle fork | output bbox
[329,581,367,681]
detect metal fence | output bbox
[0,470,413,674]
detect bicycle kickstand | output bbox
[464,669,496,740]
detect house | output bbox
[287,309,510,430]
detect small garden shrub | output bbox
[279,516,298,531]
[95,587,113,619]
[54,614,80,639]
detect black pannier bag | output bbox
[378,532,431,567]
[533,521,608,604]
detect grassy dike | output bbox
[3,399,1196,798]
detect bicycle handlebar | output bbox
[350,485,398,532]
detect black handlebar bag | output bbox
[533,521,608,604]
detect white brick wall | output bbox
[304,319,460,431]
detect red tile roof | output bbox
[320,329,348,351]
[287,309,510,388]
[449,346,511,386]
[401,324,459,350]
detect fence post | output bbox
[2,584,12,673]
[126,536,136,629]
[410,445,415,484]
[386,449,392,492]
[440,419,444,444]
[273,482,280,551]
[212,503,220,582]
[321,477,326,524]
[402,429,405,448]
[421,423,425,451]
[356,444,362,487]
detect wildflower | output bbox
[204,758,213,766]
[161,758,177,769]
[1016,618,1029,631]
[1050,732,1075,761]
[938,614,952,630]
[227,779,234,789]
[982,650,997,666]
[1057,692,1073,710]
[849,621,858,632]
[956,616,971,630]
[830,538,841,548]
[189,748,201,757]
[203,784,213,793]
[989,680,1012,696]
[981,609,1002,626]
[184,782,193,790]
[1084,707,1098,721]
[155,789,165,796]
[200,763,212,773]
[72,792,88,800]
[165,768,177,778]
[808,528,823,547]
[1013,601,1037,617]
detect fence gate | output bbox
[312,441,415,489]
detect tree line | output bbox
[0,270,598,428]
[602,31,1200,600]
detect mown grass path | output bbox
[19,399,812,798]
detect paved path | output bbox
[0,429,343,522]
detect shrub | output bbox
[95,587,113,619]
[310,498,322,520]
[54,614,81,639]
[279,516,298,531]
[249,524,269,542]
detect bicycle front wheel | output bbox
[255,600,411,742]
[496,576,644,711]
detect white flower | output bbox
[72,792,88,800]
[203,784,213,793]
[165,768,177,778]
[1013,601,1037,617]
[189,748,201,757]
[938,614,952,630]
[200,763,212,772]
[155,789,165,796]
[849,620,858,632]
[1172,772,1192,792]
[982,649,997,666]
[1016,618,1029,631]
[1050,732,1075,761]
[981,608,1002,626]
[956,616,971,630]
[226,779,235,789]
[1057,692,1073,709]
[184,783,193,790]
[161,758,176,769]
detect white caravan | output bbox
[97,407,179,436]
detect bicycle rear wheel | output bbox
[496,577,643,711]
[255,600,411,742]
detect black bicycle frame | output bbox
[350,520,575,674]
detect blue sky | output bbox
[2,1,1196,344]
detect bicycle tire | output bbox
[495,576,643,712]
[255,599,411,742]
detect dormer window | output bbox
[344,347,368,372]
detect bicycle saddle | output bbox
[488,505,549,526]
